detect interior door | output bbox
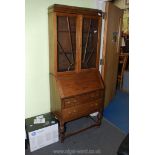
[101,2,123,107]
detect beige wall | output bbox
[25,0,101,118]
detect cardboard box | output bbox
[25,113,59,152]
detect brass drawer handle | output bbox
[67,110,76,115]
[73,99,77,103]
[90,92,100,98]
[90,103,98,107]
[65,98,77,104]
[68,111,72,114]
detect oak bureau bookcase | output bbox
[48,4,105,142]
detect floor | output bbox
[104,71,129,134]
[122,71,129,92]
[25,117,125,155]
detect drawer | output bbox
[62,106,78,121]
[62,90,104,109]
[77,90,104,103]
[89,91,101,99]
[63,97,78,108]
[62,99,103,121]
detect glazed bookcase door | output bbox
[81,17,99,69]
[57,15,76,72]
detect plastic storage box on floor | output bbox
[25,113,59,152]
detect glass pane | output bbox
[57,16,76,72]
[81,18,98,69]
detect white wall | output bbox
[25,0,52,118]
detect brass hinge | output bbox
[100,59,104,65]
[102,12,106,19]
